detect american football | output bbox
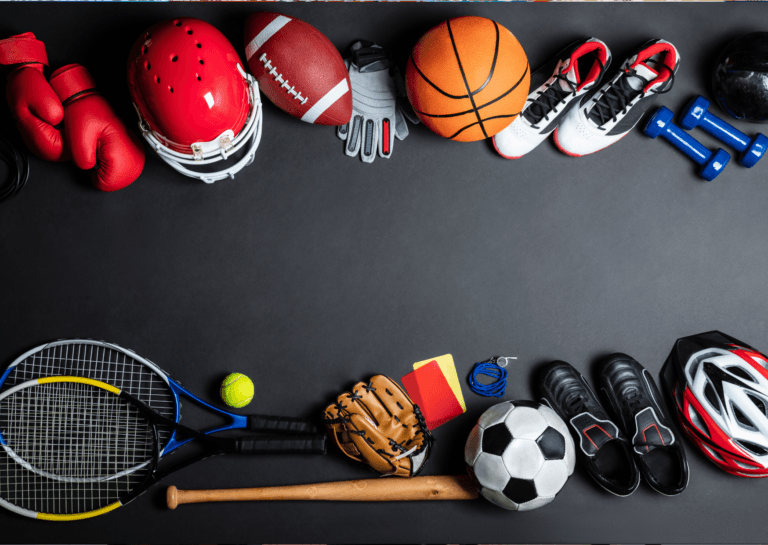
[244,12,352,126]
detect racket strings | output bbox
[1,342,176,449]
[0,381,154,516]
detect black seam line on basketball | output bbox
[469,21,500,96]
[413,64,529,119]
[446,113,521,140]
[409,54,472,100]
[447,19,487,139]
[416,106,522,121]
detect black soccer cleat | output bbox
[539,360,640,497]
[598,353,689,496]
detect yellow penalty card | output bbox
[413,354,466,411]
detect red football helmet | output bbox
[128,18,262,184]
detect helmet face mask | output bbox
[662,332,768,477]
[128,18,262,184]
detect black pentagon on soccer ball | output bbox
[482,423,513,456]
[536,426,566,460]
[511,399,540,409]
[504,477,538,504]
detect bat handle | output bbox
[236,433,327,454]
[247,414,318,434]
[167,475,478,509]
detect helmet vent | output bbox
[688,404,711,438]
[196,43,202,49]
[751,355,768,372]
[169,86,174,93]
[748,393,768,417]
[199,59,205,65]
[704,382,721,413]
[688,351,721,380]
[747,394,768,412]
[689,359,700,377]
[187,29,194,36]
[727,366,756,383]
[171,55,178,63]
[174,20,182,27]
[142,44,149,55]
[734,459,759,470]
[731,403,757,430]
[736,439,768,457]
[155,76,161,84]
[145,62,151,71]
[196,74,201,82]
[702,443,724,462]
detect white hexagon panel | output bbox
[465,400,576,512]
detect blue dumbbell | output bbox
[681,95,768,168]
[644,106,730,182]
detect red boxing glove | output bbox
[0,32,67,162]
[50,64,145,191]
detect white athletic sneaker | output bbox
[493,37,611,159]
[554,39,680,157]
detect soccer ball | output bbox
[465,400,575,511]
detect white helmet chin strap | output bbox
[136,72,263,184]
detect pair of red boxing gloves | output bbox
[0,32,144,192]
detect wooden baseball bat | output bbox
[167,475,478,509]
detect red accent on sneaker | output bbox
[553,127,584,157]
[569,41,610,92]
[553,127,631,157]
[642,423,666,452]
[492,135,524,160]
[584,424,614,449]
[630,42,678,93]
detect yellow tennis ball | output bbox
[220,373,254,408]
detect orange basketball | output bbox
[406,16,530,142]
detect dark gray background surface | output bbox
[1,2,768,543]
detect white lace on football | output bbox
[259,53,308,104]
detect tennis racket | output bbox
[0,339,318,459]
[0,376,327,520]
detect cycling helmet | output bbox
[661,331,768,477]
[127,17,262,184]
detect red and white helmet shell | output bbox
[676,344,768,476]
[128,18,262,183]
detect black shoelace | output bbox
[524,54,607,127]
[623,389,646,413]
[589,65,675,128]
[523,72,579,127]
[566,391,589,415]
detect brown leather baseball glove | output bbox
[323,375,433,477]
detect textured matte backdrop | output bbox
[1,2,767,543]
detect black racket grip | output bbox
[237,433,327,455]
[247,414,318,434]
